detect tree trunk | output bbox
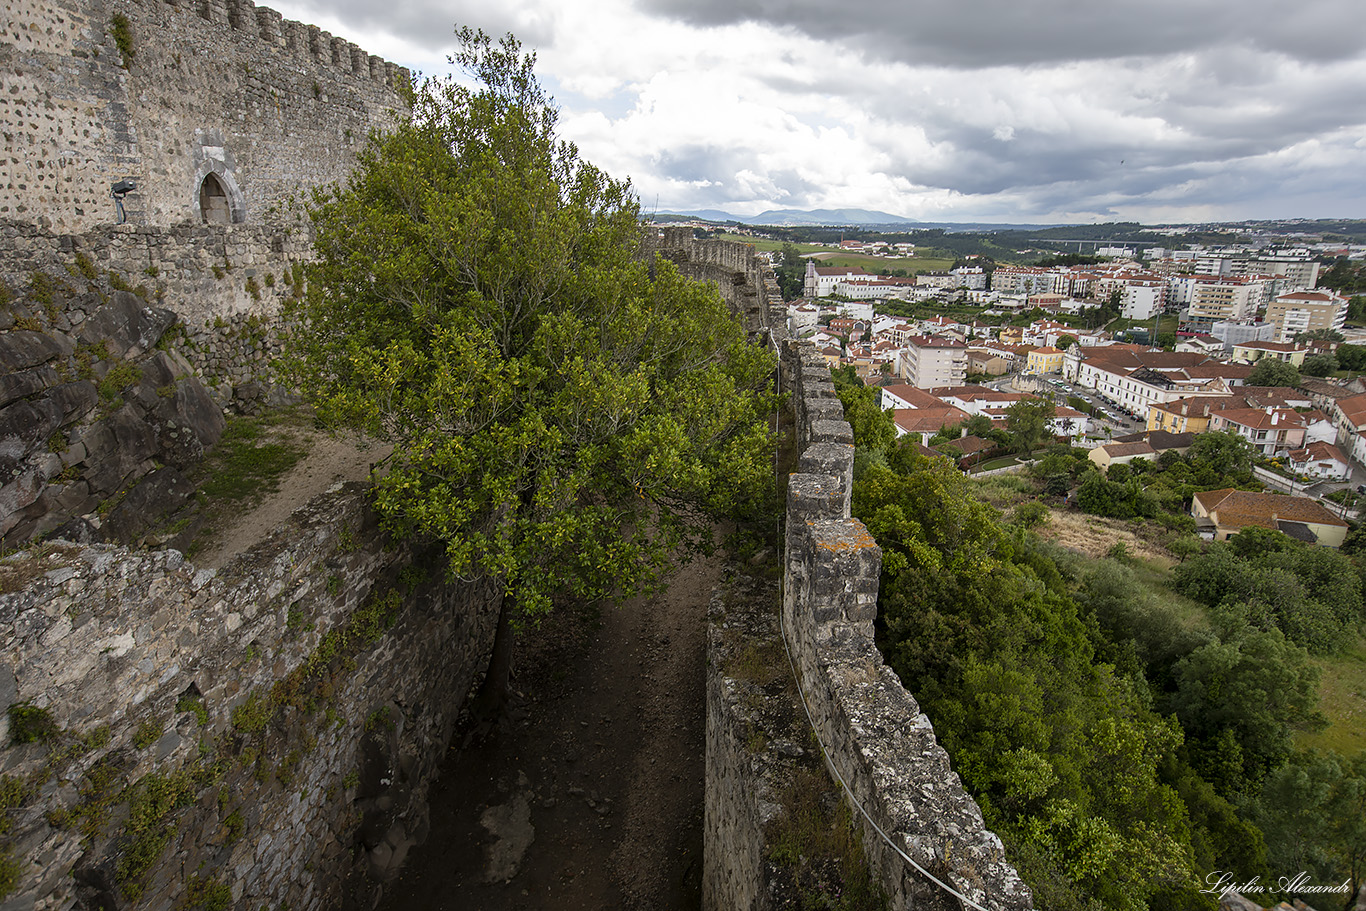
[471,592,514,722]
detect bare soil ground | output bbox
[193,431,387,569]
[375,554,718,911]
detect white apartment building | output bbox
[952,266,988,290]
[1188,278,1262,323]
[1121,280,1167,320]
[992,266,1066,296]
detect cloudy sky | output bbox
[267,0,1366,225]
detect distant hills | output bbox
[652,208,1077,231]
[657,207,918,226]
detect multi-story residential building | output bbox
[1188,278,1262,323]
[951,266,988,290]
[915,272,959,290]
[1265,290,1348,342]
[992,266,1064,296]
[1210,320,1276,351]
[897,336,967,389]
[1025,346,1064,374]
[1146,388,1311,435]
[787,303,820,334]
[1209,406,1309,456]
[1229,253,1320,293]
[1192,251,1320,294]
[1120,279,1167,320]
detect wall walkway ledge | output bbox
[776,340,1033,911]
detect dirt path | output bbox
[195,432,388,569]
[375,554,719,911]
[185,417,715,909]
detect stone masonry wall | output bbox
[0,483,501,909]
[705,340,1033,910]
[2,0,407,232]
[0,219,310,327]
[1,218,309,412]
[643,227,783,334]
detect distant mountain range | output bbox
[657,207,919,226]
[652,208,1077,231]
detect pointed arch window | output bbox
[199,173,232,224]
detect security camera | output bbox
[111,179,137,196]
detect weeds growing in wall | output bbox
[109,13,135,68]
[768,768,887,911]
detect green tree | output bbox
[1254,750,1366,903]
[1246,357,1301,387]
[774,242,806,301]
[1188,429,1255,477]
[287,30,775,708]
[1162,625,1323,796]
[1301,354,1339,377]
[1338,342,1366,371]
[1005,397,1056,458]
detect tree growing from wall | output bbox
[287,28,776,710]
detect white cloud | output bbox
[262,0,1366,222]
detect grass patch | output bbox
[970,472,1035,508]
[109,13,134,68]
[196,410,309,503]
[180,406,313,557]
[973,455,1025,473]
[98,360,140,407]
[7,704,58,745]
[1297,634,1366,757]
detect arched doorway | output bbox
[199,173,231,224]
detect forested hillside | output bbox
[833,372,1366,911]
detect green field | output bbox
[715,234,956,274]
[1297,634,1366,757]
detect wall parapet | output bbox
[778,339,1033,911]
[642,228,783,335]
[0,483,501,909]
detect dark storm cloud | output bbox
[638,0,1366,68]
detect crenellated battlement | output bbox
[1,0,409,232]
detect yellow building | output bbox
[1230,341,1307,367]
[1025,346,1064,375]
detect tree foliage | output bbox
[854,451,1201,911]
[1245,358,1301,387]
[1005,397,1055,457]
[774,243,807,301]
[287,29,775,620]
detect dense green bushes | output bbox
[826,364,1366,909]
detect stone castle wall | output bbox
[703,339,1032,910]
[779,341,1031,910]
[0,483,501,910]
[2,0,407,232]
[643,227,782,334]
